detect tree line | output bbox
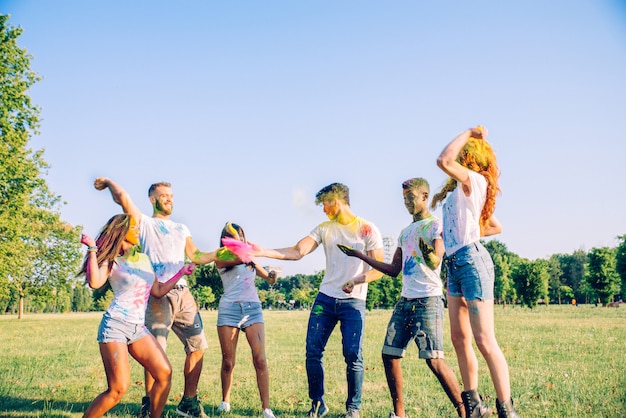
[1,14,624,316]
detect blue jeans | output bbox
[306,292,366,411]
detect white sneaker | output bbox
[217,401,231,413]
[263,408,276,418]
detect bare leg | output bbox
[467,299,512,401]
[83,342,130,418]
[425,358,465,416]
[217,325,240,404]
[382,354,405,418]
[130,335,172,417]
[184,349,205,398]
[244,323,271,410]
[448,295,479,391]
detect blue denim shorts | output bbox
[382,296,445,359]
[445,241,494,301]
[97,313,151,344]
[217,301,264,329]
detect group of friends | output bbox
[78,127,521,418]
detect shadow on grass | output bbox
[0,395,142,417]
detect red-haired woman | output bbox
[433,127,520,418]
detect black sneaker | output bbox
[176,395,207,418]
[308,400,329,418]
[138,396,150,418]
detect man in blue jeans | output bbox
[256,183,384,418]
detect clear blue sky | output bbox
[4,1,626,276]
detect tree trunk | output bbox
[18,293,24,319]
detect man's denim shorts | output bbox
[97,313,151,344]
[217,301,264,329]
[382,296,445,359]
[445,241,494,301]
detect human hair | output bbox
[220,222,247,272]
[78,214,132,276]
[220,221,246,243]
[402,177,430,196]
[148,181,172,197]
[431,137,501,233]
[315,183,350,206]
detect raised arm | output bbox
[80,233,110,290]
[94,177,142,221]
[436,127,485,193]
[338,244,403,277]
[151,263,196,298]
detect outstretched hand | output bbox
[180,263,196,276]
[81,233,96,247]
[418,238,433,258]
[337,244,358,257]
[93,177,109,191]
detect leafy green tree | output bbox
[547,255,564,304]
[195,286,216,310]
[0,15,81,317]
[193,263,223,305]
[367,274,402,309]
[289,287,316,309]
[511,259,549,309]
[483,239,519,305]
[586,247,620,305]
[557,250,588,302]
[72,284,93,312]
[93,289,114,311]
[614,235,626,301]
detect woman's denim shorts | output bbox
[97,313,151,344]
[445,241,494,301]
[217,301,264,329]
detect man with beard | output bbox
[94,178,218,418]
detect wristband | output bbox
[87,246,97,253]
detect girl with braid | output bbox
[433,127,520,418]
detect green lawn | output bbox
[0,305,624,417]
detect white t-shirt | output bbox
[309,216,383,301]
[139,213,191,286]
[441,170,487,255]
[218,263,261,305]
[397,215,444,299]
[107,253,155,324]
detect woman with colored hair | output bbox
[78,214,195,418]
[433,127,520,418]
[215,222,278,418]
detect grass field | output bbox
[0,305,624,417]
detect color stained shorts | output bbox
[145,285,208,354]
[382,296,445,359]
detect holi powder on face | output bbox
[221,237,259,263]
